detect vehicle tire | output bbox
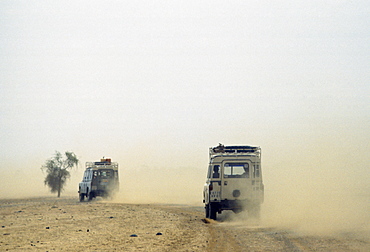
[205,204,210,218]
[209,203,217,220]
[88,192,94,201]
[79,193,85,202]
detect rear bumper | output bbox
[219,199,246,211]
[215,199,261,211]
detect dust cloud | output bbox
[1,129,368,240]
[261,184,370,238]
[0,168,52,199]
[104,140,208,206]
[0,160,85,199]
[220,134,370,239]
[259,133,370,238]
[113,165,205,206]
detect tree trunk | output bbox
[57,176,61,197]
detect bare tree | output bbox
[41,151,79,197]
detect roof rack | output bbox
[85,160,118,169]
[209,143,260,157]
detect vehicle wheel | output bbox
[79,193,85,202]
[88,192,94,201]
[205,204,210,218]
[209,203,217,220]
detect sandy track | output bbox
[1,197,369,251]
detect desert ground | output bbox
[1,197,369,251]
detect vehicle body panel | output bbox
[78,158,119,201]
[203,144,263,219]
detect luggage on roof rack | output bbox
[210,143,260,156]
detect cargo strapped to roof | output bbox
[85,161,118,170]
[210,144,260,157]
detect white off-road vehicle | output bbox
[78,158,119,201]
[203,144,264,220]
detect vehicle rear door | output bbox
[221,161,252,200]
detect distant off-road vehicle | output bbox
[78,158,119,201]
[203,144,264,220]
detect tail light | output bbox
[209,184,213,191]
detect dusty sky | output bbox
[0,1,369,231]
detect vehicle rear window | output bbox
[224,163,249,178]
[99,170,113,177]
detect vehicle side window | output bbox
[212,165,220,178]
